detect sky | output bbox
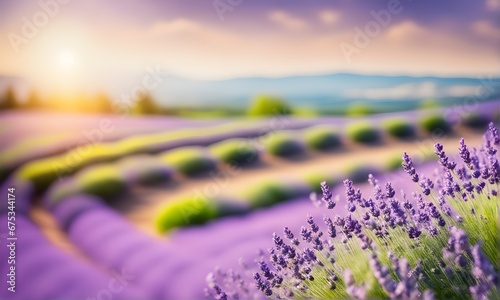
[0,0,499,91]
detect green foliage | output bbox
[16,157,65,193]
[384,153,404,171]
[343,164,381,183]
[346,122,380,144]
[419,115,451,134]
[209,139,259,166]
[154,196,250,233]
[25,90,42,109]
[155,195,218,233]
[263,132,304,157]
[419,99,440,109]
[160,147,217,176]
[303,126,342,150]
[133,92,159,115]
[118,156,173,185]
[293,107,318,117]
[1,86,18,110]
[303,172,335,193]
[241,180,309,208]
[346,103,373,116]
[248,95,291,116]
[242,181,297,208]
[461,113,491,130]
[75,165,127,200]
[94,92,114,114]
[382,118,415,139]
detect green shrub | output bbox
[242,181,305,208]
[16,157,66,193]
[344,164,381,183]
[346,103,373,116]
[263,132,304,157]
[155,196,217,233]
[419,115,451,134]
[419,99,440,109]
[76,165,127,200]
[385,154,403,171]
[248,95,291,116]
[160,147,217,176]
[302,126,341,150]
[119,156,173,184]
[346,122,380,144]
[461,113,491,130]
[303,172,335,193]
[382,118,415,139]
[154,195,251,233]
[209,139,259,166]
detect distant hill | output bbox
[152,73,500,110]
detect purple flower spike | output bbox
[320,181,336,209]
[435,143,456,170]
[470,244,497,300]
[488,122,499,145]
[402,152,419,182]
[459,138,471,164]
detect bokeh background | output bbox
[0,0,499,299]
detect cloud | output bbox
[149,19,200,36]
[472,21,500,39]
[344,82,481,100]
[269,10,309,31]
[318,10,340,24]
[386,21,426,40]
[486,0,500,11]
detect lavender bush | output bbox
[206,123,499,300]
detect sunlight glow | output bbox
[58,50,76,70]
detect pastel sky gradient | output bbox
[0,0,499,89]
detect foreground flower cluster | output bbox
[205,124,499,300]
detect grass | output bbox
[382,118,415,139]
[302,126,342,150]
[345,122,380,144]
[262,131,305,157]
[160,147,217,176]
[209,138,260,166]
[419,114,451,134]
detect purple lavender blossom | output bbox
[402,152,419,182]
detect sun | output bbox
[57,50,76,70]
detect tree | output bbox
[94,92,114,114]
[1,86,18,110]
[133,92,159,115]
[25,90,42,109]
[247,95,291,116]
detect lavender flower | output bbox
[207,125,500,300]
[402,152,419,182]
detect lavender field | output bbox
[1,1,500,299]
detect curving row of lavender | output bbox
[0,124,497,299]
[2,101,498,184]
